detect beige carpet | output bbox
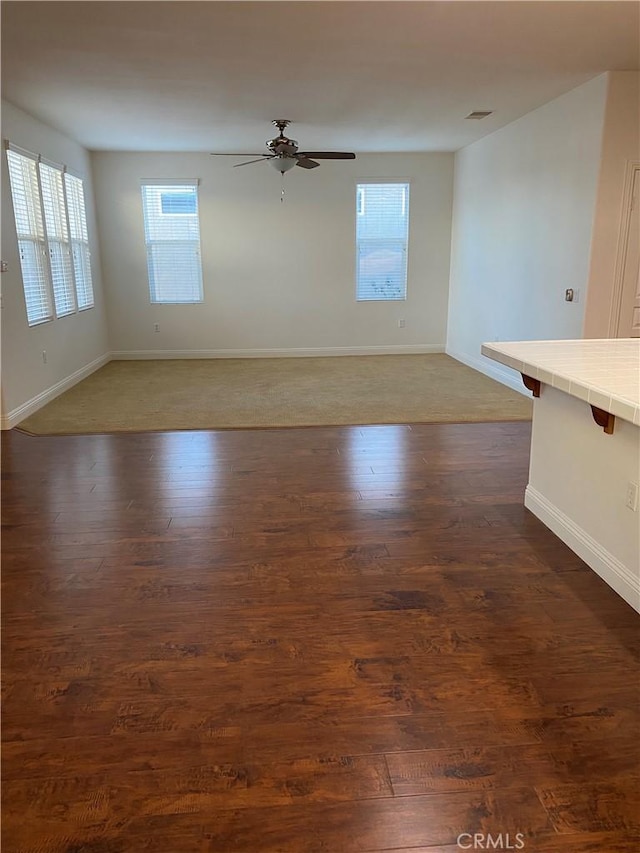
[18,355,532,435]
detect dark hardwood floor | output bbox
[2,422,638,852]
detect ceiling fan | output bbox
[211,120,356,174]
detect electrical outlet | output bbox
[154,323,160,332]
[42,350,47,364]
[625,481,639,512]
[398,318,405,328]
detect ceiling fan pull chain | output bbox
[281,174,285,204]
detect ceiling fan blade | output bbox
[295,157,320,170]
[210,153,267,157]
[297,152,356,160]
[233,157,274,167]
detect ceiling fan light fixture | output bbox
[269,156,297,174]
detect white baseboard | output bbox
[525,485,640,613]
[2,352,110,430]
[110,344,445,360]
[446,347,530,396]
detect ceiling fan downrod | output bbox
[272,119,291,136]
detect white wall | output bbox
[1,100,109,424]
[584,71,640,338]
[446,75,608,391]
[526,387,639,613]
[92,152,453,356]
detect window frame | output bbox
[140,180,204,305]
[5,145,53,326]
[64,170,95,311]
[38,158,77,318]
[355,180,411,303]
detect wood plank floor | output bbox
[2,422,638,853]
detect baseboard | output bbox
[525,485,640,613]
[110,344,446,360]
[2,352,110,430]
[446,347,529,396]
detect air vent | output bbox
[465,111,493,120]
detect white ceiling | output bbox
[2,1,638,153]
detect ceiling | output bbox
[1,1,639,153]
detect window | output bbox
[5,148,52,325]
[39,161,76,317]
[5,143,95,326]
[160,191,197,215]
[356,182,410,301]
[65,173,94,310]
[141,181,203,304]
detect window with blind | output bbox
[5,144,95,326]
[355,182,410,301]
[140,182,203,304]
[5,148,53,325]
[39,161,76,317]
[65,172,94,310]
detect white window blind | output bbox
[39,161,76,317]
[356,183,410,302]
[5,148,53,326]
[5,143,95,326]
[64,172,94,310]
[140,182,203,304]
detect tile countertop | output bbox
[481,338,640,427]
